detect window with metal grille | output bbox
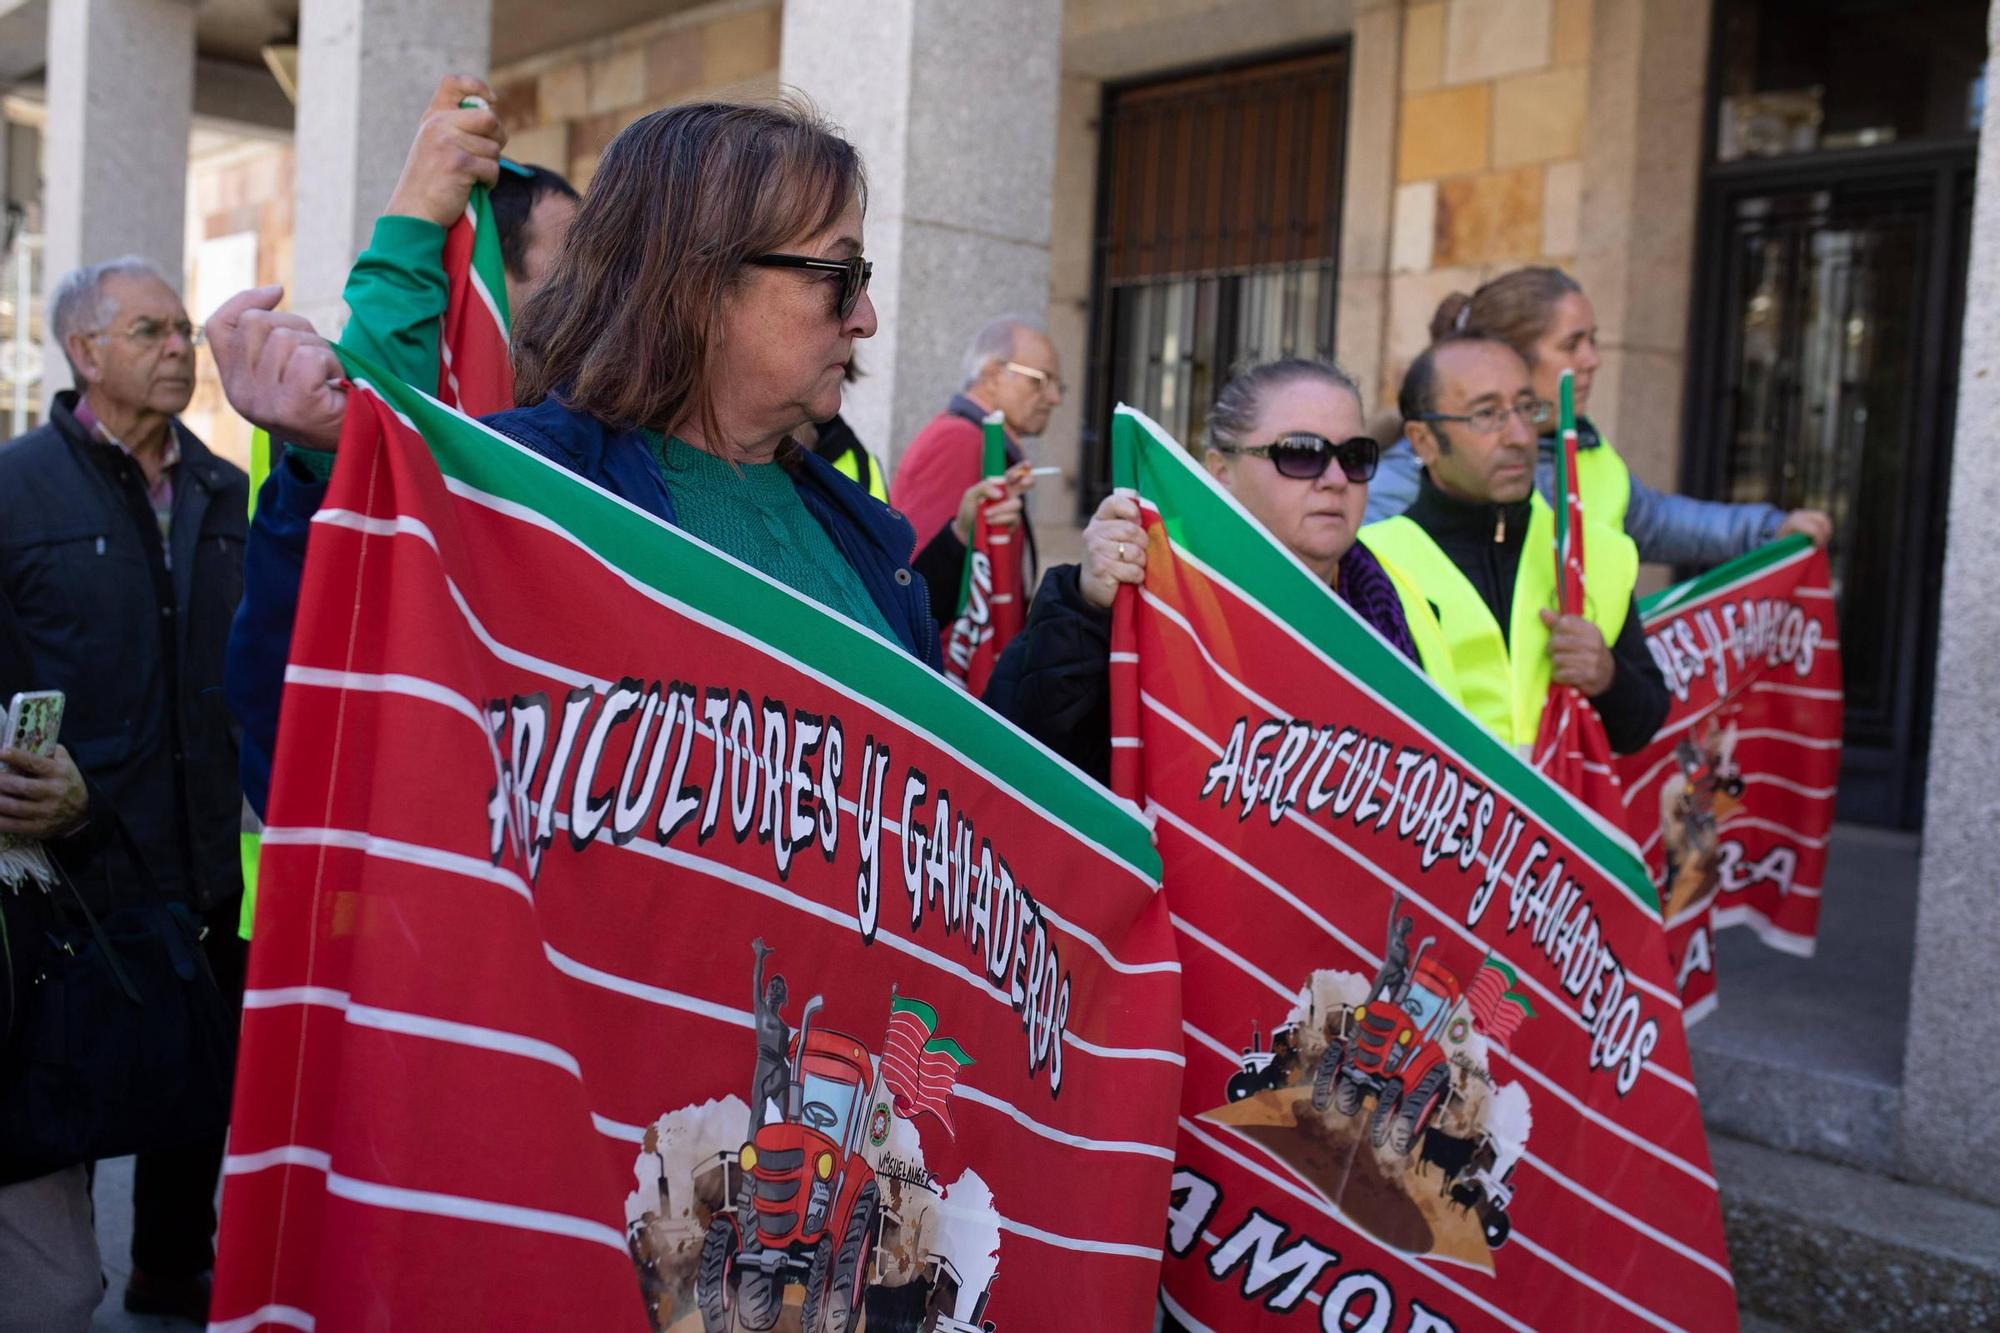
[1080,44,1347,512]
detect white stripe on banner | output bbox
[1142,693,1697,1102]
[207,1303,317,1333]
[1749,681,1842,702]
[926,1194,1164,1263]
[282,665,488,731]
[1741,772,1838,800]
[259,826,531,906]
[223,1145,628,1252]
[1711,902,1816,956]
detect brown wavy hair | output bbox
[511,98,865,447]
[1428,266,1582,363]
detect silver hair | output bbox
[959,315,1046,389]
[48,255,176,376]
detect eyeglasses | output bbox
[1411,397,1555,434]
[1004,361,1066,398]
[1213,432,1380,483]
[746,252,873,320]
[90,318,202,350]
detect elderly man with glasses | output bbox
[889,314,1065,598]
[0,256,248,1325]
[1360,335,1669,756]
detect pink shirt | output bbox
[74,397,178,546]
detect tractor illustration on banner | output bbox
[631,940,997,1333]
[697,995,879,1333]
[1203,899,1536,1267]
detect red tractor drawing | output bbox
[698,995,881,1333]
[1311,905,1464,1156]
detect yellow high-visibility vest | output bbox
[1572,437,1632,534]
[829,441,888,502]
[1360,497,1638,750]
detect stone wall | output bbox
[485,0,781,192]
[1383,0,1593,412]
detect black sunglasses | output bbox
[1214,432,1380,483]
[746,252,874,320]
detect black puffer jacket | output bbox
[982,565,1114,783]
[0,393,247,910]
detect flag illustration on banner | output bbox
[1529,369,1626,833]
[211,353,1185,1333]
[943,411,1024,693]
[881,994,974,1135]
[1615,535,1843,1022]
[1106,404,1736,1332]
[1465,956,1536,1048]
[438,175,513,416]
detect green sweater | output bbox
[646,433,895,639]
[339,214,451,390]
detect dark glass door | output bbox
[1685,147,1972,826]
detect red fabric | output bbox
[438,197,512,417]
[942,504,1025,694]
[1614,544,1842,1021]
[1531,428,1629,835]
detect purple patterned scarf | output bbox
[1336,541,1420,664]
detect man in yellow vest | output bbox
[1362,337,1669,755]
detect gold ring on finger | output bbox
[1118,542,1128,561]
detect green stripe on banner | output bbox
[1640,532,1813,618]
[467,182,511,330]
[921,1036,974,1066]
[889,995,938,1028]
[242,426,271,940]
[335,347,1162,886]
[1111,405,1655,911]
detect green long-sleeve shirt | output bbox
[338,214,452,390]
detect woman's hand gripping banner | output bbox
[213,360,1183,1332]
[1105,406,1737,1333]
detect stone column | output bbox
[291,0,492,333]
[1335,0,1403,419]
[1897,0,2000,1208]
[780,0,1061,473]
[1574,0,1713,505]
[41,0,197,390]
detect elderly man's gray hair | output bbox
[49,255,176,375]
[959,315,1046,390]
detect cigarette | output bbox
[1028,466,1062,477]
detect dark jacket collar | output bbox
[1536,414,1603,453]
[1405,468,1533,549]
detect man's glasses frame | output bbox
[1213,432,1380,483]
[1003,361,1067,398]
[746,253,873,320]
[89,318,203,350]
[1410,397,1555,434]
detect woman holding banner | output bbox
[986,357,1422,781]
[214,99,952,815]
[1363,266,1832,562]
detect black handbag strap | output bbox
[47,856,142,1005]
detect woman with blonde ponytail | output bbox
[1365,267,1831,567]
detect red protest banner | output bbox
[1616,538,1843,1022]
[943,413,1024,695]
[1107,407,1736,1333]
[213,364,1180,1332]
[438,183,513,417]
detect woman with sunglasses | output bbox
[984,358,1421,782]
[212,99,944,817]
